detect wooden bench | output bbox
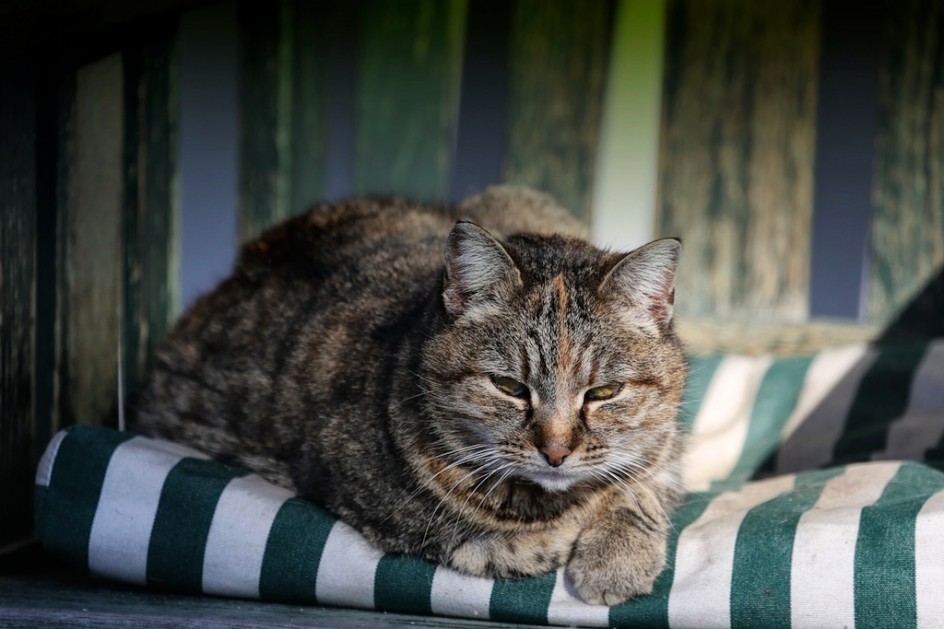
[3,0,942,625]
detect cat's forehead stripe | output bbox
[552,273,573,372]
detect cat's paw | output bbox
[566,515,668,606]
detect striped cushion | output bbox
[34,340,944,627]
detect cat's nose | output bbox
[540,444,572,467]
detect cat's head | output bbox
[421,221,686,494]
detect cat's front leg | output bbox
[448,526,579,579]
[567,498,669,606]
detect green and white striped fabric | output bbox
[35,340,944,628]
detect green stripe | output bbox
[854,462,944,629]
[259,497,337,604]
[609,490,720,627]
[489,569,556,624]
[146,457,249,592]
[374,554,438,614]
[729,467,843,629]
[832,342,929,465]
[722,356,813,488]
[679,355,724,431]
[38,426,135,571]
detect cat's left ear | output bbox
[599,238,681,333]
[443,220,522,318]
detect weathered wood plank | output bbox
[0,555,539,628]
[122,23,181,399]
[869,0,944,327]
[238,0,294,241]
[355,0,468,202]
[60,53,125,427]
[0,53,37,549]
[504,0,612,222]
[658,0,821,322]
[289,0,332,213]
[238,0,336,240]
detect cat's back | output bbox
[238,196,450,294]
[132,197,449,459]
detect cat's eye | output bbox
[584,383,623,403]
[491,375,530,399]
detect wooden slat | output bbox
[677,319,880,357]
[238,0,294,241]
[355,0,468,202]
[122,23,180,398]
[0,53,37,549]
[60,53,125,428]
[0,566,524,629]
[238,0,336,240]
[658,0,821,322]
[289,0,331,213]
[504,0,612,222]
[869,0,944,327]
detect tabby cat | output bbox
[131,185,687,605]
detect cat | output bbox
[131,185,687,605]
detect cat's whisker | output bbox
[380,444,496,526]
[600,454,679,533]
[422,459,496,547]
[448,457,515,541]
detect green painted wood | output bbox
[869,0,944,328]
[238,0,294,241]
[238,0,334,241]
[355,0,467,202]
[0,54,37,550]
[52,67,76,436]
[122,24,181,398]
[504,0,612,223]
[59,53,125,428]
[289,0,332,214]
[658,0,821,322]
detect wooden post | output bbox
[658,0,821,322]
[355,0,468,202]
[504,0,612,222]
[123,22,181,398]
[870,0,944,327]
[0,51,38,551]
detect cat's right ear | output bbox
[599,238,681,334]
[443,221,522,318]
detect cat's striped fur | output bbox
[131,186,687,605]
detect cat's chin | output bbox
[522,469,581,493]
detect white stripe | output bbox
[668,474,795,628]
[916,489,944,629]
[315,521,385,608]
[776,344,877,474]
[790,461,900,629]
[546,567,610,627]
[875,341,944,461]
[35,430,68,487]
[682,355,774,491]
[429,566,495,621]
[202,474,294,597]
[87,437,206,584]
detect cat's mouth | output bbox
[521,466,584,492]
